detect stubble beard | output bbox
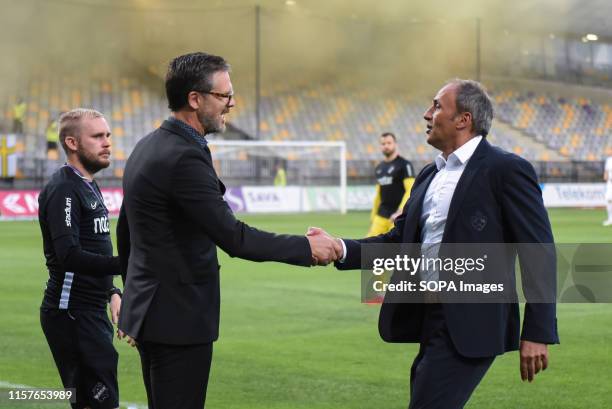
[77,146,109,175]
[198,110,224,135]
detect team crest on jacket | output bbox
[471,211,487,231]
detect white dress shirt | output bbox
[338,136,482,266]
[420,136,482,245]
[418,136,482,280]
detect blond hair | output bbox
[58,108,105,152]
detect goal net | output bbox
[208,140,347,214]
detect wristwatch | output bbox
[108,287,122,303]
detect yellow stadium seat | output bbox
[114,149,126,160]
[113,127,125,137]
[47,149,59,160]
[311,122,322,132]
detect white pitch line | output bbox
[0,380,148,409]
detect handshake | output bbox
[305,227,343,266]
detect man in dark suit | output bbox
[309,79,559,409]
[116,52,341,409]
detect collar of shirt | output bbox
[168,116,208,150]
[434,135,483,171]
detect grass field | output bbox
[1,209,611,409]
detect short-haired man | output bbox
[38,108,121,409]
[310,79,559,409]
[117,52,340,409]
[368,132,415,236]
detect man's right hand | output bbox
[306,227,343,265]
[117,329,138,347]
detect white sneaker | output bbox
[603,220,612,226]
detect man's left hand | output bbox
[109,293,121,325]
[520,340,548,382]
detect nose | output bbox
[227,96,236,109]
[423,106,433,121]
[103,135,112,147]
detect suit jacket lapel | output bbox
[442,138,489,240]
[403,167,437,242]
[201,144,213,166]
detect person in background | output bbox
[12,98,27,134]
[46,117,60,160]
[274,162,287,186]
[367,132,415,236]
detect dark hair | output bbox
[380,132,396,141]
[447,79,493,137]
[165,52,230,111]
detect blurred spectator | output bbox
[274,162,287,186]
[46,118,60,160]
[12,98,26,134]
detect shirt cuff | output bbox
[338,239,347,263]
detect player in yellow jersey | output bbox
[367,132,415,236]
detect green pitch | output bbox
[1,209,611,408]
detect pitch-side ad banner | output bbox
[360,243,612,304]
[0,183,607,218]
[540,183,605,207]
[0,189,124,219]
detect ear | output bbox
[64,136,79,153]
[187,91,200,110]
[455,111,472,132]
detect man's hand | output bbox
[109,293,121,325]
[520,340,548,382]
[117,329,138,347]
[390,210,402,222]
[306,227,343,265]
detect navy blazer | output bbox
[338,138,559,358]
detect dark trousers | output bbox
[40,309,119,409]
[137,341,213,409]
[408,304,495,409]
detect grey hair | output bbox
[447,79,494,137]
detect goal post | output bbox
[208,140,348,214]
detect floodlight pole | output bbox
[255,5,261,139]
